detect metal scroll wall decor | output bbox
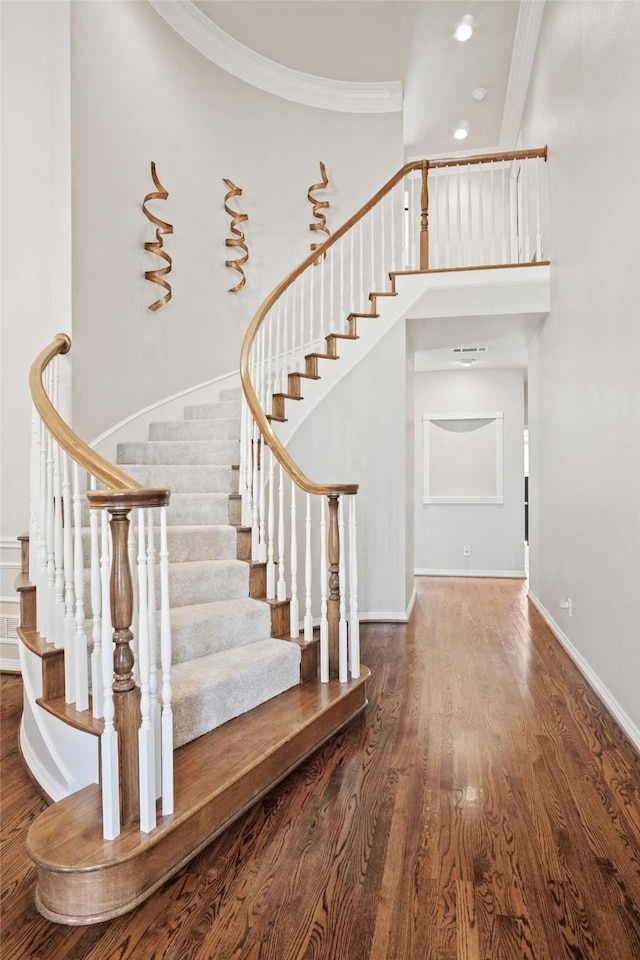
[308,161,330,260]
[223,179,249,293]
[142,161,173,311]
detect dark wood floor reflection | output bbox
[2,577,640,959]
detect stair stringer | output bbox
[19,642,99,801]
[275,265,551,446]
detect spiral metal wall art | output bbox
[223,179,249,293]
[142,161,173,311]
[308,161,330,260]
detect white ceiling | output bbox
[192,1,545,371]
[196,1,520,155]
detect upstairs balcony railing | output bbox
[240,147,548,681]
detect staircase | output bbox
[18,147,550,926]
[116,387,301,748]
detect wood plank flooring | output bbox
[2,577,639,959]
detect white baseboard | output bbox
[415,568,526,579]
[360,610,411,623]
[528,590,640,754]
[405,583,417,620]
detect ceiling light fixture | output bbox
[459,358,476,366]
[454,15,474,42]
[454,127,469,140]
[472,87,487,101]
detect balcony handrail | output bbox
[240,146,548,496]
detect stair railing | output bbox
[240,147,548,680]
[28,334,173,838]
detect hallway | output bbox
[2,577,640,959]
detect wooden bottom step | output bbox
[27,669,369,925]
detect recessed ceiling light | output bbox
[454,127,469,141]
[454,15,474,42]
[472,87,487,101]
[459,358,476,366]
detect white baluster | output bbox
[258,437,267,564]
[369,210,375,300]
[535,158,543,260]
[299,273,307,368]
[72,464,88,712]
[380,196,386,290]
[277,463,286,602]
[160,506,174,815]
[45,425,56,637]
[266,448,275,599]
[491,162,496,264]
[275,296,282,400]
[289,480,299,638]
[319,497,329,683]
[52,442,65,646]
[340,236,345,324]
[319,252,325,344]
[467,163,473,265]
[137,508,156,833]
[523,160,531,262]
[99,504,119,841]
[62,453,76,703]
[146,510,161,798]
[309,255,316,349]
[349,229,354,322]
[37,407,47,634]
[251,424,260,561]
[445,169,451,268]
[348,496,360,679]
[390,184,397,274]
[410,174,417,269]
[359,218,364,311]
[502,161,508,263]
[29,406,38,584]
[478,164,484,266]
[329,246,335,332]
[100,507,112,718]
[282,285,290,394]
[304,493,313,642]
[89,476,103,717]
[338,498,348,683]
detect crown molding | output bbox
[499,0,546,148]
[148,1,402,114]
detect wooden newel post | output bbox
[108,505,141,826]
[327,495,340,678]
[87,485,170,830]
[420,159,430,270]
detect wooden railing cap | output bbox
[86,488,171,511]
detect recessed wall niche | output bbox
[422,411,504,504]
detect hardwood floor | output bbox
[2,577,639,959]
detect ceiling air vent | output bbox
[452,346,489,354]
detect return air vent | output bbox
[0,614,19,641]
[452,346,489,354]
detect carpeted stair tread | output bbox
[123,464,235,494]
[117,439,239,466]
[171,597,272,663]
[167,559,249,606]
[184,399,242,420]
[149,419,241,442]
[166,492,231,525]
[171,638,301,748]
[219,387,242,401]
[165,525,237,562]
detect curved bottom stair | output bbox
[27,668,369,925]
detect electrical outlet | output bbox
[560,598,573,617]
[463,545,471,557]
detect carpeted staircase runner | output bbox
[116,388,300,749]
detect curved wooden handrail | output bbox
[240,147,547,497]
[30,334,141,492]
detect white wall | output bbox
[288,322,411,619]
[414,368,525,576]
[70,0,402,442]
[1,1,72,652]
[523,1,640,743]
